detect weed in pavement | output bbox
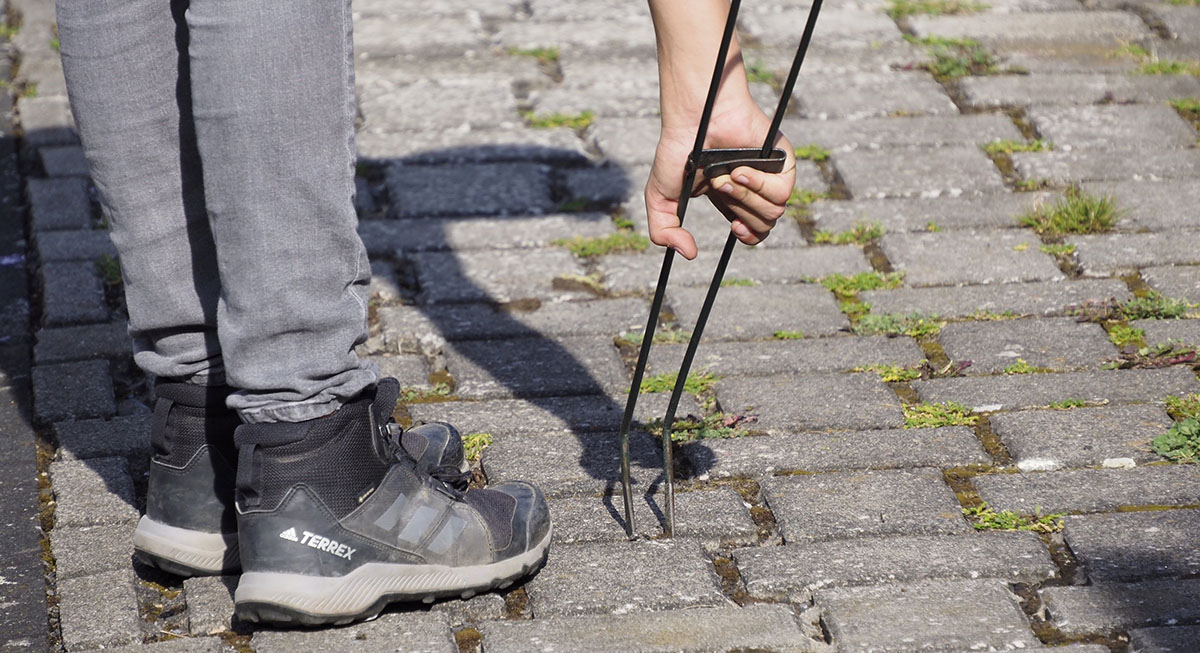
[963,502,1064,533]
[904,401,978,428]
[1019,188,1120,235]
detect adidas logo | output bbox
[279,527,299,542]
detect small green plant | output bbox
[1107,324,1145,348]
[1040,243,1076,256]
[813,221,884,245]
[1138,60,1200,76]
[968,310,1023,321]
[984,139,1051,155]
[886,0,988,18]
[1152,417,1200,463]
[820,271,904,296]
[926,221,942,232]
[1165,394,1200,421]
[793,144,831,162]
[773,330,805,340]
[21,83,36,99]
[552,272,605,294]
[0,23,18,40]
[521,110,594,130]
[553,232,650,257]
[1120,291,1193,320]
[644,412,756,442]
[904,401,978,428]
[963,502,1064,533]
[1014,178,1054,192]
[1101,340,1197,371]
[557,198,589,212]
[852,363,923,382]
[1018,188,1121,235]
[637,371,717,395]
[839,299,872,319]
[463,432,494,462]
[904,35,997,79]
[1048,398,1087,410]
[50,36,59,52]
[96,254,122,287]
[620,329,692,346]
[788,188,829,208]
[1012,241,1029,252]
[1115,43,1151,59]
[745,59,775,85]
[1170,98,1200,115]
[399,382,453,403]
[854,312,944,338]
[721,277,757,287]
[507,46,560,64]
[1169,0,1199,5]
[613,215,636,231]
[1004,358,1052,374]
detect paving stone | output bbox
[599,245,868,293]
[716,373,904,432]
[493,17,657,57]
[1143,266,1200,304]
[1154,4,1200,43]
[683,427,990,479]
[444,336,626,399]
[479,604,817,653]
[735,532,1055,602]
[1029,104,1197,152]
[481,431,663,496]
[533,60,659,119]
[41,260,109,325]
[54,414,151,460]
[49,457,139,527]
[1064,509,1200,582]
[412,249,589,304]
[57,569,141,650]
[524,539,727,616]
[374,354,429,386]
[938,317,1116,374]
[960,74,1200,109]
[183,575,236,636]
[589,117,660,167]
[0,271,30,346]
[975,465,1200,514]
[882,230,1065,287]
[764,468,969,543]
[408,392,702,437]
[798,71,956,120]
[34,320,130,364]
[548,489,757,548]
[358,126,590,164]
[15,96,78,148]
[1128,625,1200,652]
[357,77,519,134]
[643,335,924,378]
[107,638,225,652]
[522,0,650,20]
[670,284,848,341]
[743,7,900,45]
[861,279,1132,319]
[378,297,649,344]
[786,114,1022,153]
[913,367,1200,411]
[354,14,487,58]
[993,404,1171,472]
[1041,579,1200,638]
[1013,148,1200,185]
[387,162,554,218]
[1082,180,1200,233]
[28,177,91,231]
[908,11,1150,45]
[360,213,615,255]
[1133,319,1200,348]
[428,592,506,627]
[252,610,456,652]
[757,39,931,75]
[50,522,135,581]
[34,228,117,261]
[817,579,1038,652]
[32,359,116,423]
[560,163,637,205]
[810,192,1051,234]
[39,144,90,177]
[838,146,1008,200]
[1071,232,1200,276]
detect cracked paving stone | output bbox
[359,213,615,255]
[523,539,727,617]
[835,146,1006,199]
[669,284,848,341]
[49,457,139,527]
[912,367,1200,411]
[992,404,1171,471]
[643,335,925,378]
[861,279,1132,319]
[1143,266,1200,305]
[974,465,1200,514]
[58,569,141,650]
[735,532,1055,602]
[54,414,151,461]
[411,249,590,304]
[1041,579,1200,638]
[387,162,554,217]
[1013,148,1200,185]
[881,230,1064,287]
[817,579,1037,652]
[809,192,1049,234]
[1064,509,1200,582]
[764,468,969,543]
[937,317,1117,374]
[548,488,756,548]
[443,336,626,399]
[716,373,904,433]
[1128,625,1200,653]
[599,245,868,294]
[1070,231,1200,276]
[784,114,1022,153]
[50,522,135,581]
[252,610,456,652]
[1083,180,1200,233]
[797,71,956,121]
[481,431,662,497]
[182,575,236,636]
[684,426,989,479]
[1028,104,1198,151]
[407,392,701,437]
[1133,319,1200,348]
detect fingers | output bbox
[706,164,794,236]
[645,187,700,260]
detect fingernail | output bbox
[735,175,749,185]
[731,222,748,237]
[720,183,734,194]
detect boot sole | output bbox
[133,516,241,577]
[234,527,551,626]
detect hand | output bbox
[644,97,797,260]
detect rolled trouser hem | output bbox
[237,396,346,424]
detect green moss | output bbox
[886,0,988,18]
[1170,98,1200,114]
[813,221,884,245]
[553,232,650,257]
[637,371,717,395]
[463,432,493,462]
[904,401,977,428]
[926,221,942,232]
[1152,417,1200,463]
[644,413,754,442]
[1003,358,1052,374]
[1039,243,1076,256]
[963,501,1064,533]
[903,34,997,79]
[745,59,775,85]
[793,144,831,162]
[96,254,122,287]
[613,215,636,231]
[556,198,589,212]
[1165,393,1200,421]
[521,110,594,130]
[1115,44,1151,59]
[21,83,36,99]
[0,23,18,40]
[820,271,904,296]
[787,188,829,207]
[620,329,692,346]
[852,363,923,382]
[1019,188,1121,235]
[507,46,559,64]
[721,277,758,287]
[1107,323,1145,348]
[1047,398,1087,410]
[399,383,452,403]
[773,330,805,340]
[1014,178,1053,192]
[1120,291,1193,320]
[853,312,944,338]
[984,139,1051,155]
[50,36,59,52]
[1138,60,1200,76]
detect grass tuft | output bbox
[1003,358,1052,374]
[1138,60,1200,76]
[96,254,123,287]
[963,502,1064,533]
[1019,188,1120,235]
[620,329,692,346]
[1040,243,1076,257]
[773,330,805,340]
[644,413,756,442]
[854,312,944,338]
[1120,291,1193,320]
[745,59,775,85]
[904,35,997,79]
[1107,324,1145,348]
[887,0,988,18]
[637,371,717,395]
[521,110,594,130]
[507,46,559,64]
[852,363,923,382]
[553,232,650,257]
[399,383,453,403]
[1048,398,1087,410]
[984,139,1051,155]
[904,401,977,428]
[793,144,831,162]
[820,271,904,296]
[721,277,758,287]
[813,221,884,245]
[463,432,494,462]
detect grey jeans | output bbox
[56,0,378,422]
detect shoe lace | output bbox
[382,418,468,501]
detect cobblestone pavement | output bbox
[3,0,1200,650]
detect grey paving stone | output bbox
[412,249,589,304]
[909,11,1150,45]
[810,192,1052,234]
[588,117,659,167]
[444,336,626,399]
[428,592,506,627]
[912,367,1200,411]
[252,610,456,652]
[670,284,848,341]
[1133,319,1200,348]
[41,260,109,325]
[817,579,1038,652]
[354,14,487,58]
[358,126,590,164]
[479,604,817,653]
[561,163,637,206]
[683,427,991,479]
[57,569,141,650]
[49,457,139,527]
[481,431,663,496]
[1029,104,1197,152]
[764,468,970,543]
[743,7,899,45]
[975,465,1200,514]
[532,61,659,119]
[1129,625,1200,653]
[1041,579,1200,638]
[960,74,1200,109]
[357,77,519,134]
[716,373,905,433]
[1013,148,1200,185]
[798,71,957,120]
[599,245,869,293]
[1064,509,1200,583]
[938,317,1116,374]
[183,575,236,636]
[107,638,225,652]
[374,353,429,386]
[54,414,151,461]
[861,279,1132,319]
[735,532,1055,602]
[408,393,701,437]
[757,39,931,75]
[32,359,116,423]
[836,146,1007,199]
[784,114,1022,153]
[378,297,649,344]
[1143,266,1200,305]
[361,213,615,256]
[882,230,1065,287]
[34,320,131,364]
[34,228,117,262]
[1071,232,1200,276]
[1154,4,1200,43]
[643,335,925,378]
[15,96,78,147]
[50,522,135,580]
[387,162,554,218]
[494,17,657,57]
[524,539,727,617]
[39,145,91,177]
[1082,180,1200,233]
[994,404,1171,472]
[548,488,757,548]
[28,177,91,231]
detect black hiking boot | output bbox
[231,378,551,625]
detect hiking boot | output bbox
[133,381,471,577]
[231,378,551,625]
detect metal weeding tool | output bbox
[617,0,825,538]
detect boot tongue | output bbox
[372,378,402,421]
